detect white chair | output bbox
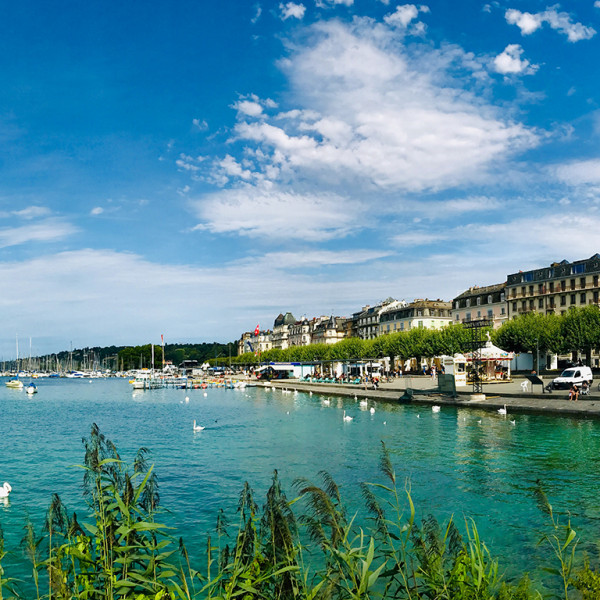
[520,380,530,392]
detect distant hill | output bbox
[11,342,235,372]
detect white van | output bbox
[551,366,593,390]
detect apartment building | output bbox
[506,254,600,318]
[311,316,347,345]
[451,283,507,329]
[378,299,452,334]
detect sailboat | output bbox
[5,335,23,388]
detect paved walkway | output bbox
[260,375,600,419]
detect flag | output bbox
[254,324,260,336]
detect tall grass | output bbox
[0,425,598,599]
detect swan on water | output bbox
[498,405,507,415]
[343,410,353,422]
[510,419,516,425]
[322,398,330,406]
[359,399,368,407]
[0,482,12,498]
[370,406,375,414]
[432,405,441,412]
[193,420,205,432]
[185,396,190,403]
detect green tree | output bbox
[561,305,600,365]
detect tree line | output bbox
[229,305,600,372]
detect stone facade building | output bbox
[378,299,452,334]
[506,255,600,318]
[451,283,507,329]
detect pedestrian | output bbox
[569,384,579,402]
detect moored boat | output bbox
[5,378,23,389]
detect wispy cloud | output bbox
[0,218,78,248]
[191,186,365,241]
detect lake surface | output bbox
[1,377,600,592]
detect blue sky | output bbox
[1,0,600,359]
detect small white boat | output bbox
[5,379,23,389]
[26,383,38,394]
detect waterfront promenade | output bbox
[261,375,600,418]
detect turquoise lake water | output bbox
[1,377,600,593]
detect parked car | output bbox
[551,366,593,390]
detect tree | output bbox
[561,305,600,365]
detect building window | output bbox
[477,297,481,305]
[561,295,566,306]
[455,314,459,321]
[521,286,526,296]
[572,263,585,275]
[561,280,566,291]
[580,277,586,289]
[501,307,506,315]
[529,285,534,295]
[581,293,586,304]
[570,279,576,290]
[549,282,554,292]
[538,298,544,309]
[466,299,471,307]
[594,275,599,287]
[400,323,404,330]
[501,292,505,301]
[521,300,526,310]
[418,321,424,328]
[477,310,481,318]
[512,303,517,312]
[488,309,493,318]
[511,289,516,298]
[594,291,599,303]
[466,312,471,321]
[570,294,576,305]
[529,300,534,310]
[487,295,492,304]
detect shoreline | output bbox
[261,376,600,419]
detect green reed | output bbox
[0,425,599,599]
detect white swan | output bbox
[510,419,516,425]
[370,406,375,414]
[498,405,507,415]
[0,482,12,498]
[343,410,353,422]
[432,405,441,412]
[322,398,331,406]
[359,399,368,407]
[193,420,205,432]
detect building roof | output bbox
[453,282,506,301]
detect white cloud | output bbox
[384,4,425,29]
[221,19,537,193]
[251,3,262,24]
[0,218,78,248]
[90,207,104,216]
[315,0,353,7]
[553,159,600,186]
[493,44,536,75]
[234,99,264,117]
[506,8,596,42]
[192,118,208,130]
[10,206,52,220]
[191,186,365,241]
[236,249,392,268]
[595,1,600,8]
[280,2,306,20]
